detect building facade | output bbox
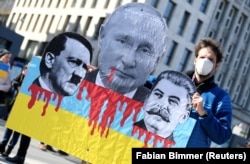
[1,0,250,146]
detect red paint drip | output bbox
[132,126,175,148]
[107,68,115,84]
[132,125,175,148]
[120,102,141,126]
[78,80,173,148]
[80,80,143,138]
[77,79,87,100]
[28,84,63,116]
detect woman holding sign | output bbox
[0,49,12,120]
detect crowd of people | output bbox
[0,2,237,164]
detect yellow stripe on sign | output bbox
[6,93,145,164]
[0,70,8,78]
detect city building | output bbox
[0,0,24,63]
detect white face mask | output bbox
[195,58,214,76]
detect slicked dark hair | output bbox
[151,70,195,111]
[40,32,93,74]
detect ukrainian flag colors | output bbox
[6,56,195,164]
[6,92,145,164]
[0,62,9,78]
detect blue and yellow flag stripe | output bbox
[0,62,9,78]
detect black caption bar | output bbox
[132,148,250,164]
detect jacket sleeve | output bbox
[200,91,232,144]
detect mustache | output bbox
[146,107,170,122]
[69,75,82,85]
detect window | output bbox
[218,0,224,9]
[93,18,105,39]
[242,89,249,108]
[104,0,110,8]
[165,41,177,65]
[16,0,21,6]
[28,0,32,7]
[225,7,236,28]
[0,38,11,50]
[115,0,122,7]
[217,73,222,83]
[232,84,241,103]
[244,32,249,42]
[56,1,60,7]
[62,15,71,32]
[208,30,215,38]
[228,45,233,53]
[0,14,9,26]
[233,50,242,70]
[177,48,191,72]
[37,42,47,56]
[225,44,234,63]
[71,0,77,7]
[224,54,229,63]
[245,0,250,6]
[200,0,209,13]
[190,19,202,43]
[72,16,82,32]
[19,14,27,30]
[219,38,224,45]
[214,1,224,21]
[23,40,39,60]
[8,13,16,30]
[243,23,250,42]
[63,0,68,8]
[177,11,190,35]
[34,0,39,7]
[47,0,52,7]
[226,79,233,93]
[83,17,92,36]
[246,57,249,66]
[234,14,246,35]
[242,66,247,75]
[32,15,40,32]
[39,15,48,32]
[242,57,249,75]
[91,0,97,8]
[163,0,175,25]
[26,14,33,31]
[21,0,25,7]
[150,0,159,7]
[80,0,86,7]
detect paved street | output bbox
[0,119,82,164]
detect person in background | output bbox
[134,70,195,145]
[6,32,93,164]
[0,65,28,157]
[0,49,12,120]
[185,38,232,147]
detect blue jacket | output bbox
[185,71,232,147]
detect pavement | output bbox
[0,119,82,164]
